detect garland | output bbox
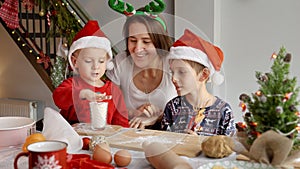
[34,0,82,47]
[34,0,83,87]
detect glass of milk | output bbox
[89,102,108,130]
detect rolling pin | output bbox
[142,141,192,169]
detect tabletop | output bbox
[0,144,238,169]
[2,124,300,169]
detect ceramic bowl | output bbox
[0,116,35,147]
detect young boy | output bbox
[53,20,129,127]
[161,29,235,136]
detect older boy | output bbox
[162,29,235,136]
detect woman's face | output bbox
[127,22,158,68]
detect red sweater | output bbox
[52,77,129,127]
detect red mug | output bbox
[14,140,67,169]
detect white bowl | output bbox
[0,116,35,147]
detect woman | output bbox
[106,8,177,129]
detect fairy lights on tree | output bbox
[238,47,300,150]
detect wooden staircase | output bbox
[0,0,89,92]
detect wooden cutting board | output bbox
[106,129,206,157]
[73,123,122,137]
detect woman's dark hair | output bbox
[123,8,173,57]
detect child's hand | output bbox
[184,129,198,135]
[79,89,112,101]
[138,103,162,118]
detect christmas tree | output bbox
[238,47,300,149]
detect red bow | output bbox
[37,51,51,69]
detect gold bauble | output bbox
[39,10,45,17]
[63,43,68,48]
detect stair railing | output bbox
[0,0,90,91]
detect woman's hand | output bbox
[129,115,160,129]
[129,103,162,129]
[79,89,112,102]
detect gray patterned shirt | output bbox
[161,96,236,136]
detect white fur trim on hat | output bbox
[169,46,224,85]
[169,46,215,75]
[212,71,224,85]
[67,36,113,70]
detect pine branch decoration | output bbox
[50,55,66,88]
[35,0,82,47]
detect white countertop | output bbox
[1,144,237,169]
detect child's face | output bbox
[127,22,158,68]
[72,48,108,84]
[170,59,200,96]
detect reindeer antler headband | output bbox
[108,0,167,31]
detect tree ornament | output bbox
[249,121,258,128]
[255,90,262,96]
[236,122,247,131]
[271,52,277,59]
[63,42,68,48]
[51,10,57,16]
[46,11,51,26]
[260,74,268,82]
[259,95,267,103]
[297,125,300,132]
[284,53,292,63]
[239,93,250,102]
[39,9,45,16]
[239,102,247,112]
[275,106,283,114]
[283,92,293,102]
[243,112,252,123]
[289,105,296,112]
[66,29,71,34]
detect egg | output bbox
[114,149,132,167]
[92,143,112,164]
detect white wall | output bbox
[77,0,174,52]
[0,25,57,120]
[78,0,300,122]
[174,0,300,122]
[221,0,300,121]
[1,0,299,122]
[174,0,215,41]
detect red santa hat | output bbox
[68,20,113,70]
[168,29,224,85]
